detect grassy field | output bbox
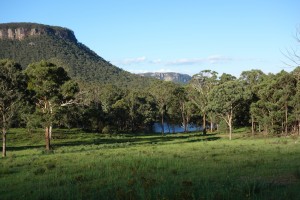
[1,128,300,200]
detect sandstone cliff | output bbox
[0,23,77,42]
[139,72,191,84]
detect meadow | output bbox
[1,128,300,200]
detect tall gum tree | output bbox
[25,61,79,150]
[0,59,27,157]
[190,70,218,133]
[291,67,300,135]
[240,70,265,135]
[150,81,176,135]
[208,79,245,140]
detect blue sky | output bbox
[1,0,299,76]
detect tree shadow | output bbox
[51,133,221,148]
[7,145,45,151]
[6,132,221,151]
[187,136,221,143]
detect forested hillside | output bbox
[0,23,154,89]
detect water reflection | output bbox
[152,123,203,133]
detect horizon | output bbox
[1,1,299,77]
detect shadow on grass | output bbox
[52,133,221,148]
[7,145,45,151]
[187,136,221,143]
[7,132,221,151]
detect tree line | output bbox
[1,58,300,157]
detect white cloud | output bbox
[122,56,147,65]
[166,55,233,66]
[207,55,233,63]
[128,69,150,74]
[113,55,233,67]
[150,59,162,64]
[166,58,203,66]
[112,56,147,65]
[157,68,173,73]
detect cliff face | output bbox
[0,23,77,42]
[139,72,192,84]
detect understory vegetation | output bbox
[1,128,300,199]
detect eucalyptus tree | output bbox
[168,86,188,132]
[291,67,300,135]
[0,59,27,157]
[189,70,218,132]
[150,81,177,135]
[240,70,265,135]
[274,71,296,134]
[291,83,300,135]
[25,61,79,150]
[113,90,156,132]
[251,74,278,134]
[251,71,296,135]
[99,84,124,132]
[219,73,236,84]
[208,79,245,140]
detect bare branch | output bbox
[282,27,300,67]
[60,99,79,107]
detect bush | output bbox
[218,120,229,133]
[102,125,114,134]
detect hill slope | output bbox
[0,22,154,88]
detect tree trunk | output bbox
[298,120,300,136]
[202,114,206,132]
[251,116,255,136]
[161,112,164,136]
[167,121,170,133]
[49,125,52,139]
[2,127,6,158]
[186,116,190,132]
[229,123,232,140]
[172,124,175,134]
[229,109,233,140]
[45,126,51,151]
[131,116,134,133]
[210,116,213,132]
[285,104,288,135]
[181,103,187,132]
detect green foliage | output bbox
[189,70,219,129]
[24,60,79,150]
[208,79,245,139]
[251,71,297,134]
[0,59,28,156]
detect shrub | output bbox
[102,125,116,134]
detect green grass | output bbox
[1,128,300,199]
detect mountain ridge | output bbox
[0,22,77,42]
[138,72,192,84]
[0,22,155,88]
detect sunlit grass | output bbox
[1,128,300,199]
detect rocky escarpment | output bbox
[0,23,77,42]
[139,72,192,84]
